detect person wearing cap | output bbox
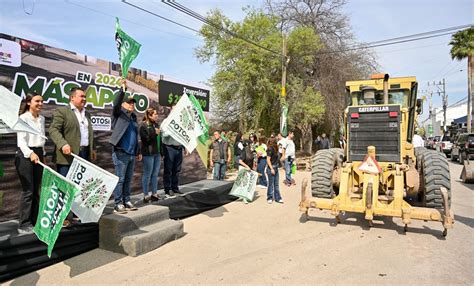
[110,79,141,213]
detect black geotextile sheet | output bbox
[0,222,98,282]
[157,179,236,219]
[0,179,235,282]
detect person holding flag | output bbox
[15,92,46,234]
[110,19,142,212]
[49,87,96,176]
[110,79,141,213]
[161,106,185,197]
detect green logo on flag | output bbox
[34,168,79,257]
[189,94,209,144]
[115,17,142,78]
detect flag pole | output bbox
[37,161,79,187]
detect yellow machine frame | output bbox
[299,75,454,236]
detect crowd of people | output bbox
[14,79,187,233]
[220,131,296,204]
[13,78,304,233]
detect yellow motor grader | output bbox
[300,74,454,236]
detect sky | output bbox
[0,0,473,122]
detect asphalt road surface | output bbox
[6,161,474,285]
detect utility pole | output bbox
[427,90,434,137]
[468,54,472,133]
[280,35,289,137]
[440,78,447,133]
[429,79,448,134]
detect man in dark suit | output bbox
[49,87,96,176]
[110,79,141,213]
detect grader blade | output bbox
[460,160,474,183]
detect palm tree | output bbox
[450,27,474,131]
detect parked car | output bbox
[435,135,452,157]
[427,135,440,150]
[451,133,474,163]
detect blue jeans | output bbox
[266,164,281,201]
[257,157,267,186]
[284,157,294,183]
[163,145,183,192]
[234,155,240,168]
[213,161,227,180]
[112,150,136,206]
[142,154,161,196]
[56,148,90,176]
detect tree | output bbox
[196,9,327,151]
[450,27,474,132]
[285,26,325,154]
[196,9,282,134]
[287,76,325,154]
[266,0,376,138]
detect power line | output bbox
[421,96,468,124]
[124,0,472,60]
[426,60,458,82]
[355,24,472,47]
[122,0,201,33]
[439,61,465,79]
[65,0,200,42]
[162,0,286,59]
[314,30,465,56]
[376,42,446,54]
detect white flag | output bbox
[66,154,119,223]
[229,168,258,202]
[0,85,44,137]
[161,94,204,153]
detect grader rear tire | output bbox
[418,149,451,211]
[311,148,344,198]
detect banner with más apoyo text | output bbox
[0,33,207,222]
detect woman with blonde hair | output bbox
[139,107,161,202]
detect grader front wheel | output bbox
[418,149,451,212]
[311,148,344,198]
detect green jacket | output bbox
[49,105,94,165]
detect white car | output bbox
[435,135,452,157]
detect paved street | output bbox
[7,161,474,285]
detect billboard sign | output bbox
[158,79,210,112]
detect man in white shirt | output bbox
[413,129,425,148]
[50,87,96,177]
[281,131,296,186]
[277,133,286,156]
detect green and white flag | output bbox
[161,94,204,153]
[34,167,79,257]
[0,85,45,137]
[66,154,119,223]
[115,17,141,78]
[188,94,209,145]
[188,94,210,166]
[229,168,258,202]
[280,104,288,137]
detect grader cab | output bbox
[300,74,454,236]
